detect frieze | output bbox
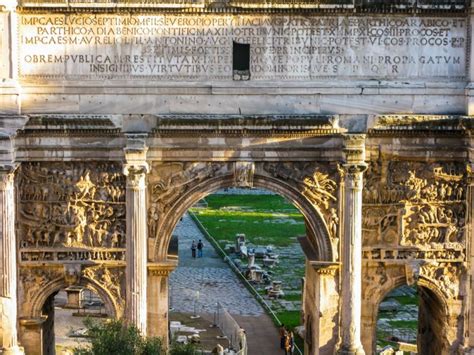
[17,162,126,263]
[363,247,465,263]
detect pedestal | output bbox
[147,262,176,346]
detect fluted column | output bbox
[337,135,366,355]
[124,140,149,335]
[0,168,23,354]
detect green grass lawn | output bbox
[190,193,306,348]
[190,195,305,247]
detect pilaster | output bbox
[336,135,366,355]
[124,134,149,335]
[0,166,23,354]
[147,262,177,343]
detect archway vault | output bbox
[147,161,340,263]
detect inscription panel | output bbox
[18,14,467,81]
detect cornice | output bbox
[368,115,473,138]
[16,3,469,14]
[151,114,342,138]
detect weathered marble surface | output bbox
[18,14,466,81]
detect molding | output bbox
[147,261,177,276]
[15,2,468,14]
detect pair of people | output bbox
[279,324,294,355]
[191,239,204,258]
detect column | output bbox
[337,135,366,355]
[147,262,177,344]
[124,139,149,335]
[0,168,23,354]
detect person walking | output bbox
[191,240,197,258]
[197,239,204,257]
[279,323,287,351]
[284,330,294,355]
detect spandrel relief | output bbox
[17,163,126,263]
[420,262,463,300]
[19,266,63,313]
[262,162,339,255]
[83,265,125,315]
[148,162,232,239]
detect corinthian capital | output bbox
[0,165,16,190]
[123,133,149,189]
[123,163,149,189]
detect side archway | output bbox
[362,263,457,354]
[24,276,119,320]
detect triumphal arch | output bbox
[0,0,474,354]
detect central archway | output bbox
[147,163,341,353]
[153,173,335,263]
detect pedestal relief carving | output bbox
[17,162,126,264]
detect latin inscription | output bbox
[18,14,467,80]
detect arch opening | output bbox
[155,173,334,264]
[166,186,314,354]
[20,275,120,355]
[39,286,113,355]
[375,283,448,354]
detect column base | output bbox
[2,346,25,355]
[336,346,365,355]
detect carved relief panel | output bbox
[17,162,126,264]
[362,160,467,262]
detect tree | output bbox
[74,318,164,355]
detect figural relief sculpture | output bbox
[17,162,126,263]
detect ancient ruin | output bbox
[1,0,474,354]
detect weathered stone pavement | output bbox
[170,213,282,355]
[170,213,263,316]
